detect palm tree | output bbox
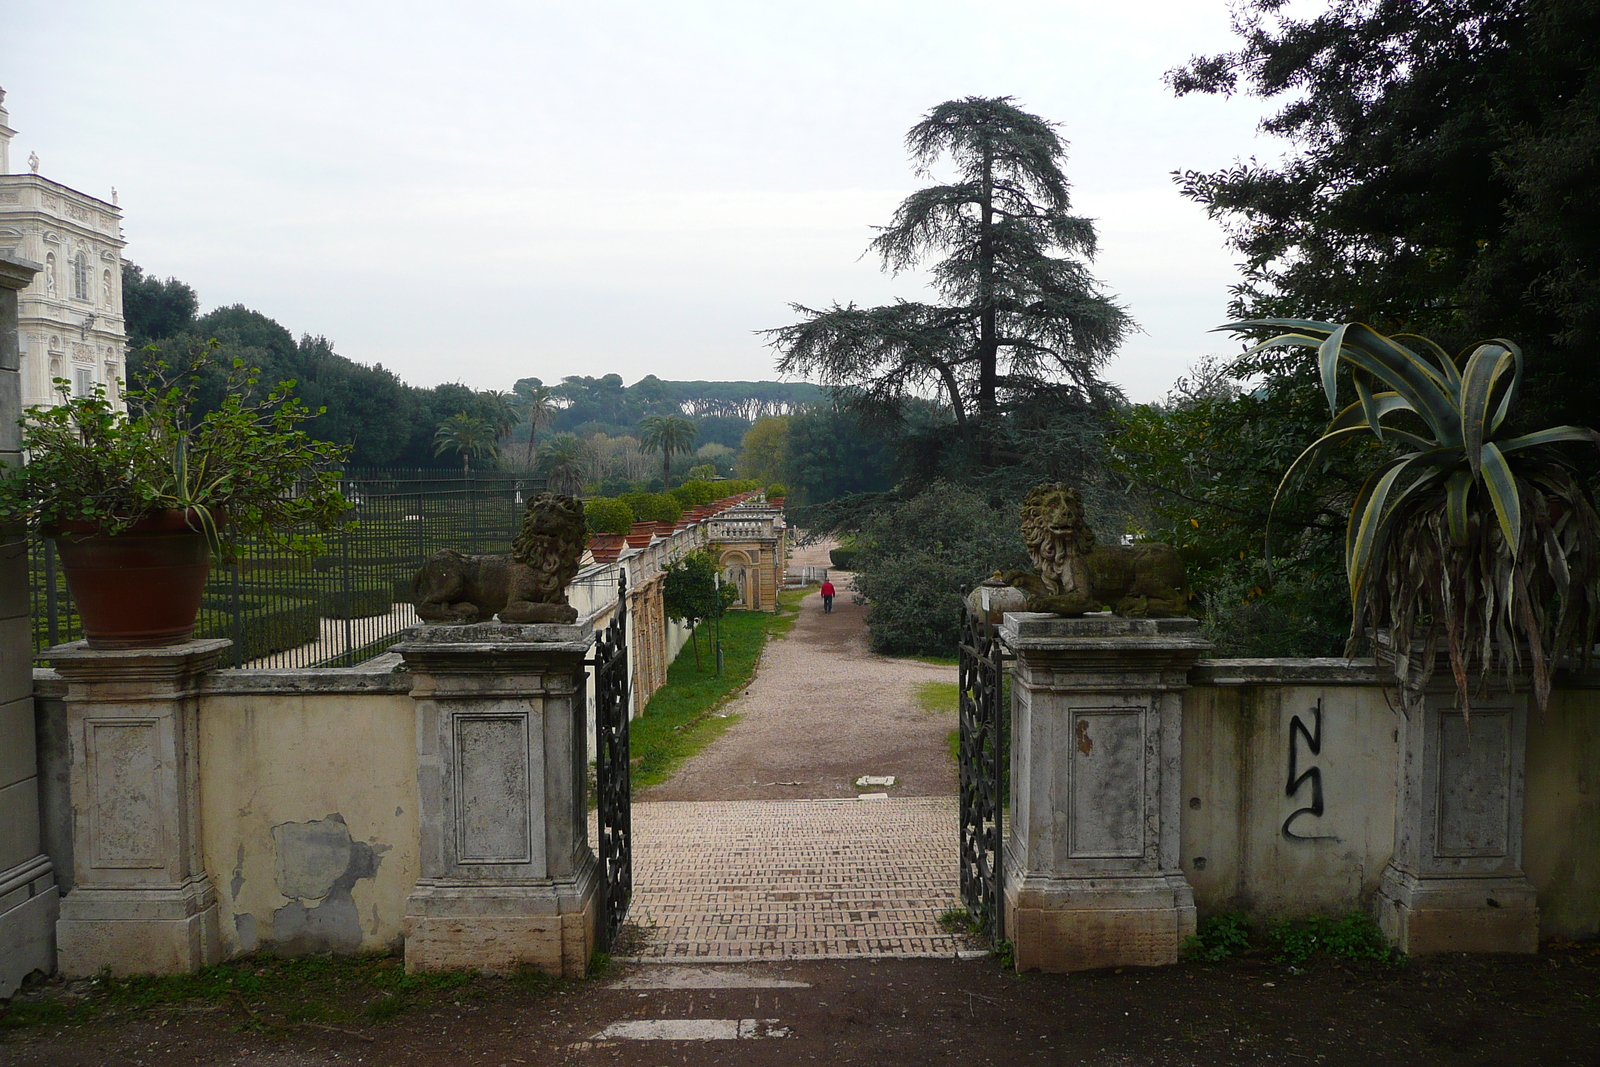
[639,414,697,488]
[433,412,498,474]
[482,390,521,461]
[536,433,591,495]
[517,385,558,468]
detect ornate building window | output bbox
[73,365,94,397]
[72,250,89,300]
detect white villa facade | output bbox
[0,89,127,411]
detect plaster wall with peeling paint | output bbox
[198,690,419,956]
[1178,661,1600,939]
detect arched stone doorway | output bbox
[719,549,756,610]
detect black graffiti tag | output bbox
[1283,698,1338,841]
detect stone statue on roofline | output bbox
[973,483,1190,619]
[412,492,588,625]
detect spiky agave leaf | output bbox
[1221,319,1600,712]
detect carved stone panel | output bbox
[1068,707,1145,859]
[1435,708,1512,859]
[86,719,162,869]
[454,714,533,865]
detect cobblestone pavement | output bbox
[625,796,976,959]
[625,538,972,960]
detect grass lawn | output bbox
[913,680,963,765]
[0,950,575,1035]
[915,680,958,713]
[628,588,805,791]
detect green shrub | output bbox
[195,601,321,661]
[670,479,717,508]
[721,478,760,495]
[829,547,860,570]
[765,482,788,498]
[1266,913,1392,966]
[1182,913,1251,962]
[583,497,634,535]
[1199,558,1349,657]
[622,492,682,525]
[852,483,1029,656]
[321,586,394,619]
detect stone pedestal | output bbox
[0,253,55,996]
[998,613,1211,972]
[48,640,230,977]
[1375,679,1539,955]
[395,623,599,977]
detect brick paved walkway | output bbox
[623,795,975,960]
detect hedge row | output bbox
[320,587,395,619]
[195,602,322,661]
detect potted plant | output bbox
[1234,319,1600,710]
[0,348,352,648]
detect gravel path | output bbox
[641,539,959,801]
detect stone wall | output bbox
[0,252,56,998]
[195,666,418,957]
[1178,659,1600,939]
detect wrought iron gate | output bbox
[593,572,632,951]
[958,606,1007,940]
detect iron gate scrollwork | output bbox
[958,605,1007,940]
[593,571,632,951]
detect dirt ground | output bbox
[643,539,958,802]
[5,944,1599,1066]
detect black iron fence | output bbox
[31,469,546,669]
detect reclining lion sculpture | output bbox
[1002,483,1190,617]
[412,492,587,625]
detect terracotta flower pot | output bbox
[50,510,213,649]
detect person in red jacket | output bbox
[820,578,836,614]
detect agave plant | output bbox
[1225,318,1600,710]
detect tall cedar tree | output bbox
[767,97,1131,451]
[1169,0,1600,430]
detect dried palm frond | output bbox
[1220,319,1600,712]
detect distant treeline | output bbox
[512,374,821,451]
[120,263,821,468]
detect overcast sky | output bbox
[1,0,1288,402]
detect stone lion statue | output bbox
[1003,483,1190,617]
[412,493,588,625]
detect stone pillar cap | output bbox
[392,622,596,657]
[999,612,1212,652]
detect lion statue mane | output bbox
[412,492,588,625]
[1004,483,1190,618]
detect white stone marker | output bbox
[50,640,232,976]
[395,622,600,978]
[1374,648,1539,955]
[998,613,1211,972]
[594,1019,790,1040]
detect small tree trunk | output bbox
[690,620,700,667]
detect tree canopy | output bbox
[1170,0,1600,429]
[1110,0,1600,656]
[768,96,1132,451]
